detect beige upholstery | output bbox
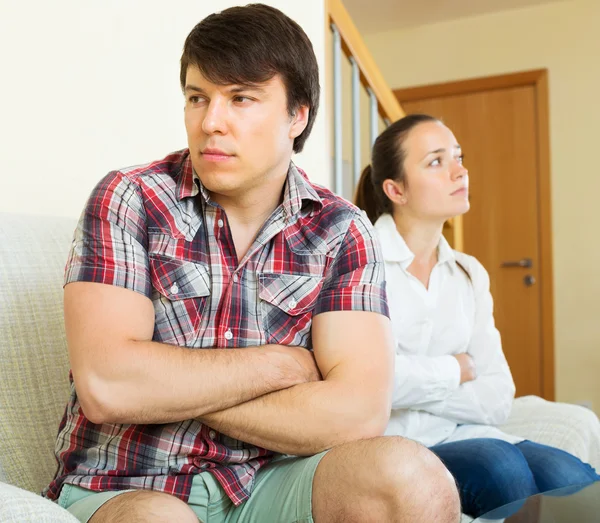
[0,213,76,521]
[500,395,600,471]
[1,211,599,522]
[0,482,78,523]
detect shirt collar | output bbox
[282,162,323,219]
[437,234,456,266]
[177,152,200,200]
[374,214,414,267]
[374,213,457,272]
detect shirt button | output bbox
[224,330,233,340]
[193,458,209,469]
[233,274,239,283]
[217,219,224,228]
[170,283,179,295]
[288,299,297,309]
[209,430,217,439]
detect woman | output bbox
[355,114,600,518]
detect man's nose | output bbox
[202,99,228,135]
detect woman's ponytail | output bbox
[354,165,384,224]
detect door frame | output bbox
[394,69,555,400]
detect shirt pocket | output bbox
[258,273,323,347]
[149,254,211,346]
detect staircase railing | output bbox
[327,0,463,251]
[328,0,404,193]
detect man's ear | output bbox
[382,179,407,205]
[289,105,309,140]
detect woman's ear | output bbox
[382,179,407,205]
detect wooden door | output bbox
[395,71,554,399]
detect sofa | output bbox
[1,211,599,522]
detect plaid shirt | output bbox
[44,149,388,505]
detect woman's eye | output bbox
[457,155,465,165]
[430,158,441,167]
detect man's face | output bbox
[184,66,308,201]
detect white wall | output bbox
[363,0,600,411]
[0,0,329,218]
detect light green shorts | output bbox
[57,451,327,523]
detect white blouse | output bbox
[375,214,520,447]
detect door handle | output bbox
[501,258,532,268]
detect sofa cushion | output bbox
[0,213,77,493]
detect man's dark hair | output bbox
[180,4,320,153]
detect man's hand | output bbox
[453,353,477,384]
[199,311,394,455]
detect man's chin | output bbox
[195,165,237,185]
[198,175,243,199]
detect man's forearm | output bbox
[200,375,391,456]
[78,342,316,425]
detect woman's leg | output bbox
[430,438,539,518]
[516,440,600,493]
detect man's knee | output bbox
[376,437,460,518]
[90,490,199,523]
[314,436,460,523]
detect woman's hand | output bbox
[453,353,477,384]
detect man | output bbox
[44,5,460,522]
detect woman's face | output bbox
[394,120,469,222]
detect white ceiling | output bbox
[342,0,569,34]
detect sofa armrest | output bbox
[0,481,78,523]
[499,395,600,471]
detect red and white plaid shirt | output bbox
[44,149,388,505]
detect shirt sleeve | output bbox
[391,353,461,409]
[417,258,516,425]
[313,209,389,317]
[64,170,152,298]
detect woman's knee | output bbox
[433,438,539,515]
[479,440,538,505]
[517,440,600,491]
[465,440,537,494]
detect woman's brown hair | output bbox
[355,114,439,223]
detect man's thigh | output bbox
[58,485,137,522]
[59,478,210,522]
[58,452,327,523]
[212,451,328,523]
